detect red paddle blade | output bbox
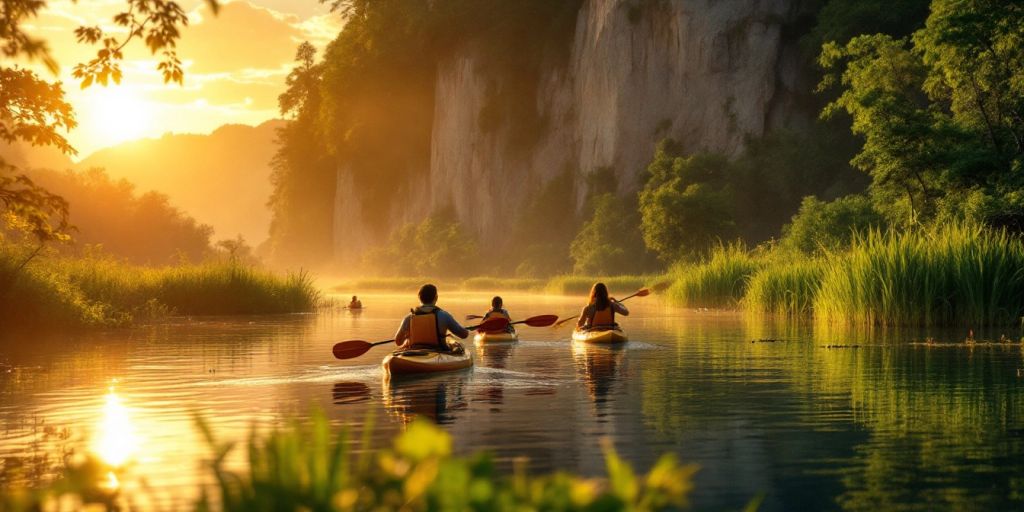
[473,317,509,332]
[333,340,374,360]
[652,281,671,292]
[634,288,651,297]
[465,314,484,321]
[522,314,559,327]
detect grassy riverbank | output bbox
[333,274,658,296]
[669,224,1024,327]
[0,247,320,330]
[2,415,698,511]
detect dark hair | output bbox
[491,296,502,309]
[351,295,357,301]
[589,282,609,310]
[418,284,438,304]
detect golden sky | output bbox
[21,0,343,158]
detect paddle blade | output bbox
[633,288,651,297]
[472,317,509,332]
[522,314,559,327]
[333,340,375,360]
[465,314,484,321]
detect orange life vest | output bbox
[408,309,443,349]
[592,305,615,327]
[483,309,511,333]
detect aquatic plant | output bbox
[0,247,321,330]
[667,244,762,308]
[4,414,700,511]
[544,275,655,296]
[743,259,825,317]
[814,224,1024,326]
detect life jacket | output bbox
[592,304,615,328]
[408,306,445,350]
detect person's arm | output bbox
[442,311,470,339]
[394,316,411,346]
[575,305,591,329]
[612,299,629,316]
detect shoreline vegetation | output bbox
[2,415,699,511]
[336,224,1024,328]
[0,246,321,331]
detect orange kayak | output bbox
[382,345,473,377]
[473,331,518,343]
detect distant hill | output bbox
[78,120,285,244]
[0,141,76,171]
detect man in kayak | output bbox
[348,296,363,309]
[394,284,469,351]
[576,282,629,331]
[482,296,515,333]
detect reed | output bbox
[667,244,762,308]
[0,248,321,330]
[5,414,700,511]
[743,258,825,317]
[814,224,1024,326]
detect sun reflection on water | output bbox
[93,385,140,475]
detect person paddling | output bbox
[576,282,629,331]
[394,284,469,352]
[348,295,363,309]
[482,296,515,333]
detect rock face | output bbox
[334,0,809,256]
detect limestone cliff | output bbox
[334,0,812,256]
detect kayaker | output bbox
[482,296,515,333]
[394,284,469,351]
[576,282,629,331]
[348,296,363,309]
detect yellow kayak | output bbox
[572,328,628,344]
[383,345,473,377]
[473,331,518,343]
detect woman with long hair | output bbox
[575,282,629,331]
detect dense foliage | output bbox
[367,209,480,277]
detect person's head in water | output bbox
[491,296,503,310]
[589,282,610,310]
[418,284,438,305]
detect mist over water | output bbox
[2,292,1023,511]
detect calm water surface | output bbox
[2,292,1024,511]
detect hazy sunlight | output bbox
[76,86,156,149]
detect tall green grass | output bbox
[744,259,824,317]
[4,414,701,511]
[815,224,1024,326]
[0,248,321,330]
[460,276,545,291]
[667,244,762,308]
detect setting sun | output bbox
[74,86,156,150]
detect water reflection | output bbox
[382,374,470,424]
[571,342,624,412]
[93,386,139,469]
[332,382,372,405]
[474,341,515,369]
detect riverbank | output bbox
[332,274,661,296]
[0,247,321,331]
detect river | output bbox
[2,291,1023,511]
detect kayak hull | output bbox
[383,348,473,377]
[572,328,628,344]
[473,331,518,343]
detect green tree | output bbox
[570,193,647,275]
[781,194,883,254]
[267,42,336,268]
[638,140,737,262]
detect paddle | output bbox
[332,317,510,360]
[552,282,670,329]
[465,314,560,328]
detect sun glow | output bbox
[74,86,157,150]
[93,386,140,470]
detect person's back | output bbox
[395,284,468,351]
[348,295,362,309]
[576,282,628,331]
